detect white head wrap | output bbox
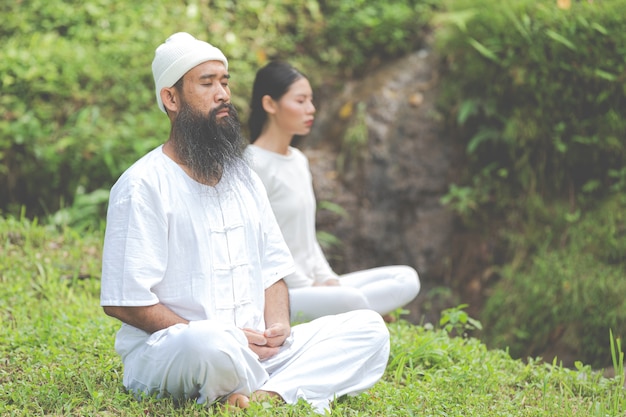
[151,32,228,113]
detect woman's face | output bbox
[273,77,316,136]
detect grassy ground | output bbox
[1,216,625,416]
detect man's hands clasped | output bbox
[242,322,291,361]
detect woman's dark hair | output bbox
[248,61,304,143]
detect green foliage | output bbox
[481,194,626,368]
[439,303,483,337]
[2,217,625,416]
[337,101,369,175]
[316,229,343,252]
[48,187,110,231]
[434,0,626,371]
[436,0,626,210]
[0,0,175,220]
[610,329,625,389]
[0,0,435,225]
[385,320,626,416]
[315,0,440,76]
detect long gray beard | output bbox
[171,102,248,185]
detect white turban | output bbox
[151,32,228,113]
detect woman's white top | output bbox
[246,145,338,288]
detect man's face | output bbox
[178,60,231,117]
[170,79,245,185]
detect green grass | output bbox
[1,216,624,416]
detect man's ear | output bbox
[161,87,180,113]
[261,95,277,114]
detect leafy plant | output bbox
[0,0,437,223]
[609,329,624,389]
[436,0,626,209]
[481,195,626,367]
[435,0,626,370]
[439,303,483,337]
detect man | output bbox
[100,32,390,413]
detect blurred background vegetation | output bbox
[1,0,624,368]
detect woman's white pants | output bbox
[289,265,420,321]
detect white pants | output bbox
[117,309,390,413]
[289,265,420,321]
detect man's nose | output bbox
[215,85,230,102]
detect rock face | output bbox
[299,47,456,323]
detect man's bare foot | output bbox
[383,313,397,323]
[226,393,250,409]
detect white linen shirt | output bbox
[245,145,338,288]
[101,145,295,336]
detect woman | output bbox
[246,61,420,322]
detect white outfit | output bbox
[246,144,420,321]
[100,145,389,413]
